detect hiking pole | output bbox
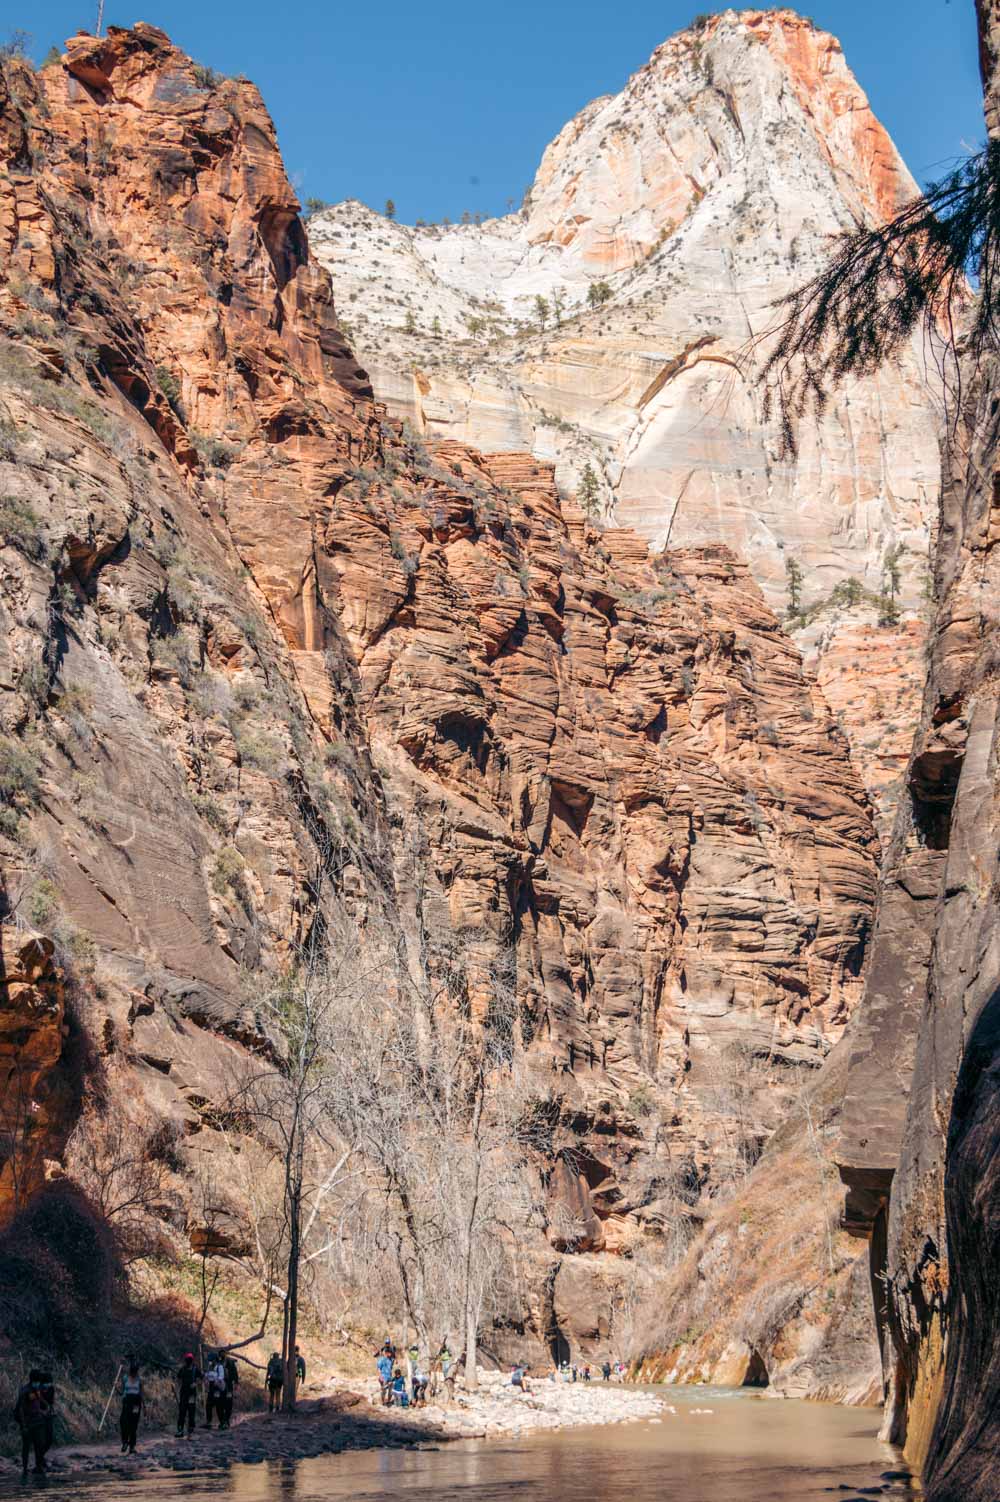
[98,1365,123,1433]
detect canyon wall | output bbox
[834,3,1000,1494]
[0,24,880,1372]
[836,358,1000,1498]
[309,7,942,832]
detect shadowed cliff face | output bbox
[834,2,1000,1486]
[1,24,877,1363]
[836,352,1000,1496]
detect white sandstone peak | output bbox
[308,6,941,830]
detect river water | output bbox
[20,1388,915,1502]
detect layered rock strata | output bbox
[0,25,875,1368]
[309,8,941,830]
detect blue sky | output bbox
[20,2,983,223]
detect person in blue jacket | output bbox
[375,1348,394,1407]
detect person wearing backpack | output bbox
[204,1352,227,1429]
[119,1361,144,1454]
[265,1353,284,1412]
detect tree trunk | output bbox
[464,1280,478,1390]
[282,1174,301,1412]
[462,1085,485,1391]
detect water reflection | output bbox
[10,1388,914,1502]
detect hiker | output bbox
[295,1347,306,1386]
[205,1352,226,1429]
[175,1352,202,1438]
[510,1364,529,1393]
[221,1352,239,1429]
[390,1368,409,1407]
[375,1346,394,1407]
[435,1341,455,1398]
[119,1361,144,1454]
[411,1360,429,1406]
[582,1364,591,1382]
[601,1360,611,1382]
[266,1352,284,1412]
[13,1370,50,1476]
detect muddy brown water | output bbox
[11,1388,917,1501]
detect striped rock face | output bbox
[310,8,942,835]
[0,21,881,1383]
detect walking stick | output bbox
[98,1365,123,1433]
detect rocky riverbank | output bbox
[354,1371,665,1439]
[0,1380,664,1479]
[0,1395,434,1479]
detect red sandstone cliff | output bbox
[0,25,878,1371]
[310,9,939,838]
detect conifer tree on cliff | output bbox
[576,462,601,519]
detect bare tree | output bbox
[699,1039,778,1191]
[228,930,371,1410]
[67,1105,179,1265]
[320,928,533,1388]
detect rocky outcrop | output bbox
[632,1033,881,1405]
[0,24,877,1370]
[0,928,68,1213]
[309,8,941,831]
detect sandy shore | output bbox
[0,1377,663,1479]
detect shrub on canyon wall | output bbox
[0,1180,207,1452]
[0,1181,122,1356]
